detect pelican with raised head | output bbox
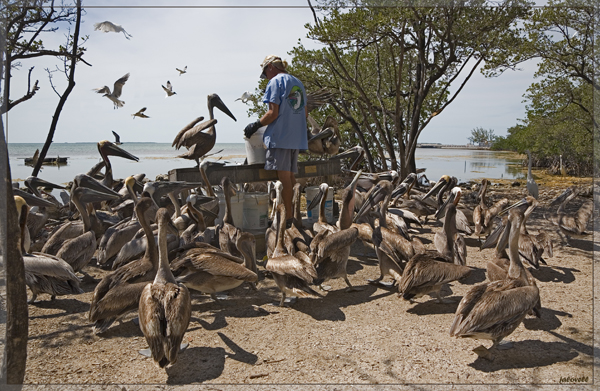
[176,94,237,167]
[138,208,191,368]
[548,186,592,246]
[450,208,540,360]
[473,178,509,243]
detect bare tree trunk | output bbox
[0,25,28,386]
[31,0,82,177]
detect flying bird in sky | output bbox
[176,66,187,76]
[132,107,150,119]
[93,73,130,109]
[162,81,176,97]
[235,91,252,104]
[112,131,122,145]
[94,21,133,40]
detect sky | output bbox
[4,0,543,145]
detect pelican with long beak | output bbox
[435,186,473,235]
[450,208,540,360]
[143,181,205,218]
[473,179,509,243]
[176,93,237,167]
[434,187,468,265]
[97,140,139,189]
[138,208,191,368]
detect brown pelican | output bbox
[97,140,139,189]
[548,186,592,246]
[306,115,341,156]
[89,197,160,334]
[485,212,542,318]
[138,208,191,368]
[435,186,473,235]
[176,94,237,167]
[398,203,472,304]
[93,73,130,108]
[15,196,83,303]
[434,195,468,266]
[170,232,258,300]
[309,171,362,291]
[307,182,337,235]
[265,204,321,306]
[473,179,509,242]
[218,177,243,258]
[450,208,540,359]
[23,176,65,236]
[55,186,120,273]
[143,180,204,218]
[526,150,539,199]
[354,180,425,283]
[42,175,120,256]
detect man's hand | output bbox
[244,119,262,138]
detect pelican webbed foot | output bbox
[472,345,494,361]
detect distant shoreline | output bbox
[417,143,490,150]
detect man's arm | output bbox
[260,102,279,125]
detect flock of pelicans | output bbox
[10,96,594,370]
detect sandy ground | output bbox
[0,176,597,389]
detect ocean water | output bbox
[7,142,525,187]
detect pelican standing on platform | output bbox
[175,94,237,166]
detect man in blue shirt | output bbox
[244,55,308,226]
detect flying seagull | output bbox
[132,107,150,119]
[93,73,130,109]
[235,91,252,104]
[94,21,133,40]
[162,81,176,97]
[176,66,187,76]
[112,131,122,145]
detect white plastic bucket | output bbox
[215,190,245,227]
[305,186,334,224]
[245,126,267,164]
[243,192,269,230]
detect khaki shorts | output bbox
[265,148,299,173]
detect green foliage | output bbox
[468,127,496,145]
[491,0,595,176]
[249,1,530,175]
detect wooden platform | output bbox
[169,159,343,184]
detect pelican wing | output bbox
[171,250,256,281]
[25,253,78,280]
[176,119,218,150]
[399,253,471,294]
[55,231,96,272]
[112,73,130,98]
[164,283,191,364]
[315,227,358,259]
[172,117,205,148]
[266,254,317,282]
[451,281,539,337]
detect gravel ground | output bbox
[0,176,597,389]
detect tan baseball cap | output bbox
[260,55,284,79]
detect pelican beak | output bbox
[74,174,120,196]
[12,188,56,208]
[102,141,139,162]
[209,94,237,122]
[197,205,219,219]
[499,198,528,216]
[25,176,66,193]
[353,182,385,223]
[347,170,363,192]
[307,185,327,211]
[329,146,360,160]
[391,183,409,199]
[421,176,448,200]
[75,187,121,203]
[308,127,334,142]
[550,187,573,206]
[435,189,457,220]
[480,218,506,250]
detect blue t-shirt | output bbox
[262,73,308,150]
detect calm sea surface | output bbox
[7,142,525,186]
